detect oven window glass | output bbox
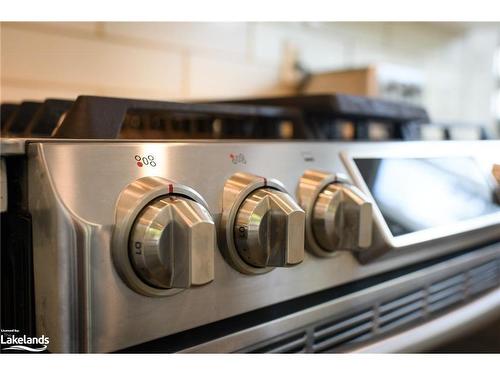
[353,157,500,236]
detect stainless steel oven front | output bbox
[17,139,500,352]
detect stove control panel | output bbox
[298,170,373,257]
[220,172,305,274]
[26,141,500,352]
[112,176,215,296]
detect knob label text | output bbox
[229,153,246,165]
[134,154,157,168]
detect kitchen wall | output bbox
[1,22,499,134]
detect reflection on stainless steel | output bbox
[354,157,500,236]
[298,169,373,257]
[220,172,305,274]
[342,148,500,250]
[493,164,500,183]
[19,140,500,352]
[494,164,500,203]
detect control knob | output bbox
[234,188,304,268]
[221,173,305,274]
[113,176,215,296]
[130,195,215,289]
[298,170,373,257]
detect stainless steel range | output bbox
[2,95,500,353]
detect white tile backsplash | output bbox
[102,22,248,57]
[187,55,289,99]
[1,27,184,98]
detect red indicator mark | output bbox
[137,161,143,167]
[229,152,246,164]
[168,184,174,194]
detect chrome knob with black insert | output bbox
[220,172,305,274]
[298,169,373,257]
[112,176,215,297]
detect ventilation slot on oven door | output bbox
[246,331,307,353]
[428,273,467,313]
[468,260,500,296]
[377,290,426,334]
[311,310,374,353]
[240,258,500,353]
